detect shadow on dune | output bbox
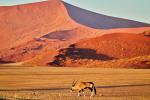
[50,44,115,66]
[0,84,149,91]
[42,30,75,41]
[63,2,150,29]
[0,59,14,64]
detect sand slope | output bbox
[0,0,77,50]
[51,33,150,68]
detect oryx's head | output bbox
[71,80,78,91]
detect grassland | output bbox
[0,66,150,100]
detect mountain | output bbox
[63,2,150,29]
[0,0,150,68]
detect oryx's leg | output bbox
[77,90,81,97]
[90,91,94,97]
[82,89,85,97]
[90,88,94,97]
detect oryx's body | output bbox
[71,81,96,97]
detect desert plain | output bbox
[0,66,150,100]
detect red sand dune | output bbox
[0,27,103,63]
[74,33,150,59]
[0,0,78,50]
[0,0,150,68]
[51,33,150,67]
[0,0,149,50]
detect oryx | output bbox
[71,80,96,97]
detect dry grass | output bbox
[0,66,150,100]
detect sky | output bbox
[0,0,149,24]
[0,0,47,6]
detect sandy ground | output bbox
[0,66,150,100]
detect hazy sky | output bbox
[0,0,46,6]
[0,0,150,23]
